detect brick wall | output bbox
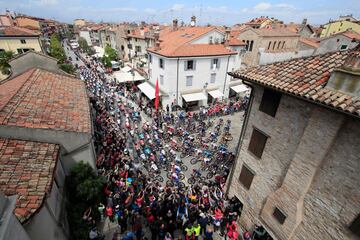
[227,84,360,239]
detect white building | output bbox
[142,19,246,110]
[126,26,155,59]
[79,28,92,46]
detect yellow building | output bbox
[74,19,86,27]
[321,15,360,37]
[0,26,42,54]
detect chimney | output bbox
[190,16,196,27]
[224,27,231,45]
[302,18,307,25]
[172,19,178,31]
[155,41,161,51]
[153,31,160,42]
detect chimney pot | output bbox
[172,19,178,31]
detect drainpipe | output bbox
[176,58,180,105]
[225,77,254,196]
[222,55,231,99]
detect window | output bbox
[148,69,152,78]
[128,44,132,49]
[135,38,138,42]
[210,73,216,83]
[121,45,125,51]
[185,60,195,70]
[259,89,282,117]
[135,46,141,52]
[149,54,152,63]
[246,40,249,51]
[0,49,5,53]
[273,207,287,225]
[268,41,272,50]
[209,36,213,44]
[249,40,254,51]
[211,58,220,70]
[248,128,268,159]
[160,75,164,85]
[159,58,164,69]
[186,76,193,86]
[17,48,33,54]
[20,39,26,44]
[239,165,255,190]
[349,215,360,237]
[272,41,276,50]
[277,41,281,49]
[282,41,285,49]
[340,45,348,50]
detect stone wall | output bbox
[227,84,360,239]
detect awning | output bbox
[182,92,207,102]
[231,84,249,93]
[114,71,145,83]
[137,82,157,100]
[208,90,223,99]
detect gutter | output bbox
[176,58,180,105]
[222,55,231,97]
[225,78,254,196]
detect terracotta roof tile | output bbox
[0,26,39,36]
[0,138,60,223]
[148,26,236,57]
[0,68,91,133]
[230,48,360,117]
[299,37,320,48]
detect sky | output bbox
[0,0,359,26]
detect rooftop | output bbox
[230,47,360,117]
[299,37,320,48]
[0,68,91,133]
[0,138,60,223]
[148,26,237,57]
[0,26,39,37]
[252,28,300,37]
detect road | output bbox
[62,41,85,67]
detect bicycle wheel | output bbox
[225,135,233,141]
[155,175,164,182]
[179,173,185,180]
[187,177,195,184]
[180,152,187,158]
[190,158,198,165]
[178,181,186,189]
[181,164,188,171]
[166,172,172,179]
[206,172,214,179]
[166,180,174,187]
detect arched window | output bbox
[249,40,254,51]
[282,41,285,49]
[246,40,249,51]
[277,41,281,49]
[268,41,271,50]
[273,41,276,50]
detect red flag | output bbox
[155,79,159,111]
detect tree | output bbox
[78,37,90,52]
[66,161,105,239]
[101,55,112,68]
[0,51,14,75]
[59,63,75,74]
[104,44,118,61]
[49,34,66,63]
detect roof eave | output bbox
[229,72,360,119]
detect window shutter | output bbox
[217,59,220,69]
[248,128,268,159]
[193,60,196,70]
[210,59,213,69]
[184,61,187,71]
[239,165,254,190]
